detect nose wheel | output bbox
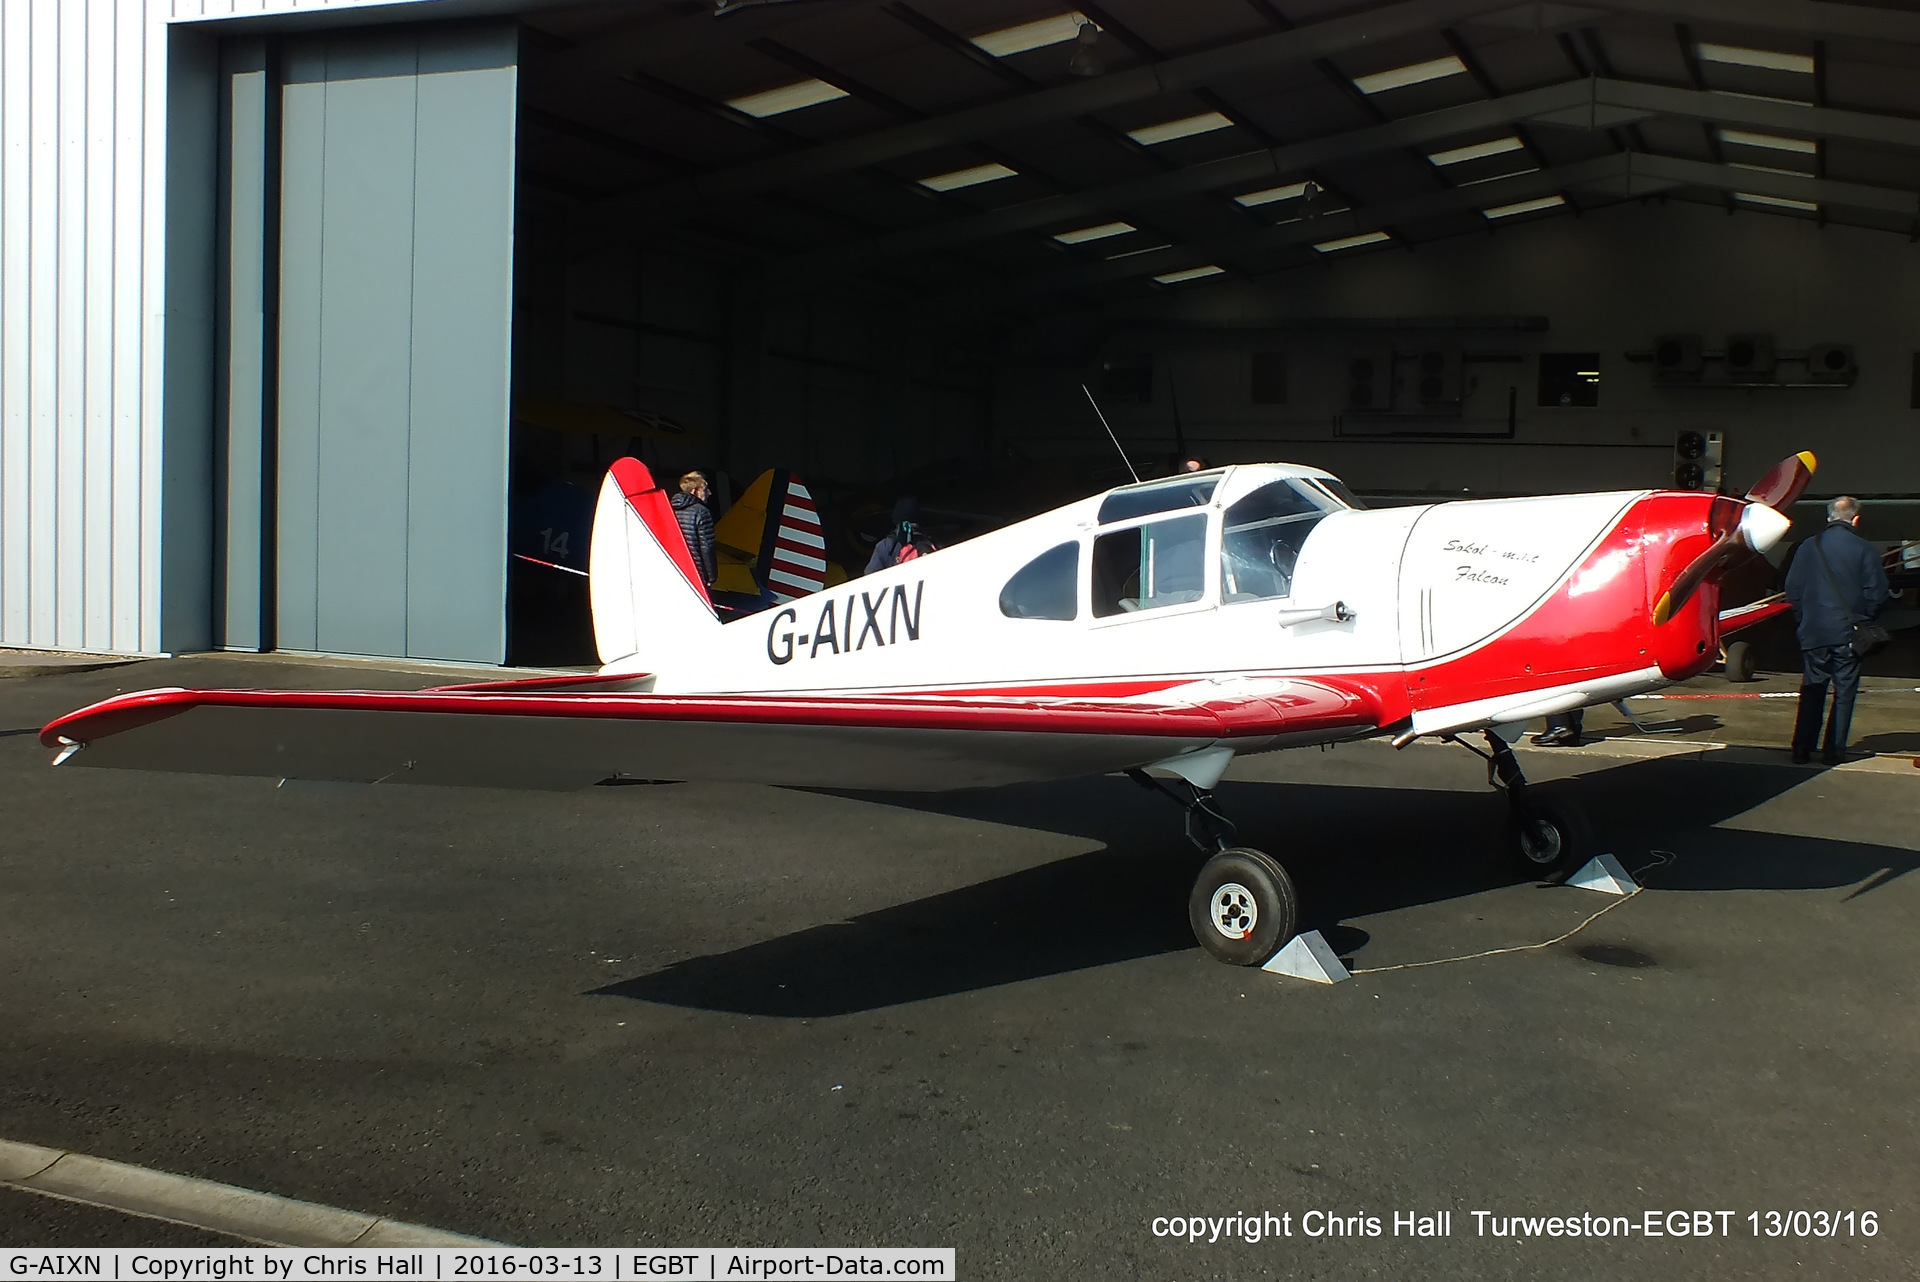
[1447,730,1589,877]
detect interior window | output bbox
[1220,481,1336,603]
[999,542,1080,620]
[1092,514,1208,617]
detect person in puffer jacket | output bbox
[671,471,717,587]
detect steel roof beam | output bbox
[936,159,1626,308]
[936,150,1919,307]
[777,79,1601,280]
[568,0,1533,248]
[1584,151,1920,216]
[779,75,1920,280]
[1588,0,1920,46]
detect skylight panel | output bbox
[726,79,849,118]
[1127,112,1235,146]
[1735,191,1818,212]
[1153,265,1225,285]
[1233,182,1309,207]
[1482,194,1566,220]
[1106,242,1173,259]
[1719,128,1817,154]
[1313,231,1391,253]
[1352,56,1466,95]
[1053,221,1137,244]
[1731,161,1813,178]
[918,162,1019,192]
[1698,43,1814,74]
[1428,136,1525,167]
[970,12,1089,57]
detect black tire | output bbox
[1188,848,1299,966]
[1507,793,1590,879]
[1725,639,1755,683]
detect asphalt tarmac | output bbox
[3,656,1917,1278]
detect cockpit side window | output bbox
[999,542,1080,620]
[1092,514,1208,617]
[1220,481,1337,603]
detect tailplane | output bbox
[589,458,720,667]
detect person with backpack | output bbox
[865,496,935,574]
[1782,495,1890,764]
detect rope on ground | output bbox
[1348,851,1675,977]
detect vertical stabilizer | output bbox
[762,472,829,601]
[589,459,719,667]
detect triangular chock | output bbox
[1261,930,1351,983]
[1567,853,1638,896]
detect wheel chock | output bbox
[1261,930,1351,983]
[1566,853,1638,896]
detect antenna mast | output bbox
[1081,383,1141,484]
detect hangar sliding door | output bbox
[276,25,516,663]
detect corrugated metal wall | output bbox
[0,0,444,655]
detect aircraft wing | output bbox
[39,675,1383,793]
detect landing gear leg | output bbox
[1129,770,1300,966]
[1447,730,1588,877]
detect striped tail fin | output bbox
[761,471,829,602]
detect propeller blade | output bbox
[1746,451,1817,511]
[1652,532,1743,626]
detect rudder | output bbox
[589,458,719,667]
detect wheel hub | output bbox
[1209,882,1258,940]
[1520,817,1563,865]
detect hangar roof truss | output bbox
[512,0,1920,310]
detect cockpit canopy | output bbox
[999,467,1361,622]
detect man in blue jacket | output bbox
[1782,496,1889,764]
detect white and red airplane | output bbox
[40,450,1813,965]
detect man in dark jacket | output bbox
[672,471,717,587]
[1782,496,1889,764]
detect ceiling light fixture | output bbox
[1697,43,1814,74]
[970,12,1089,57]
[1427,136,1525,167]
[1233,181,1309,208]
[1053,221,1137,243]
[1734,191,1818,212]
[1313,231,1391,253]
[918,162,1019,191]
[1719,128,1817,154]
[1126,111,1234,145]
[1352,55,1466,95]
[1481,194,1566,219]
[1153,265,1225,284]
[725,78,849,118]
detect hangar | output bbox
[3,0,1917,666]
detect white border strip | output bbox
[0,1138,498,1247]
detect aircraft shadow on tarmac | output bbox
[598,754,1918,1018]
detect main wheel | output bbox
[1188,848,1298,966]
[1507,793,1590,879]
[1725,639,1755,683]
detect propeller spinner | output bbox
[1651,452,1815,626]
